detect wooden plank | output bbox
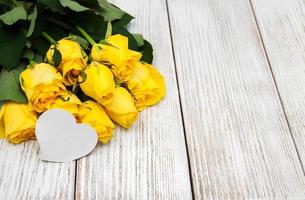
[0,140,75,199]
[167,0,305,199]
[250,0,305,167]
[75,0,193,199]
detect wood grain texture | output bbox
[250,0,305,167]
[0,140,75,200]
[75,0,193,199]
[167,0,305,199]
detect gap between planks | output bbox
[166,0,305,198]
[248,0,305,173]
[165,0,196,199]
[75,0,193,199]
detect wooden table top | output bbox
[1,0,305,199]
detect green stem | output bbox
[76,26,96,46]
[29,60,36,65]
[105,21,112,38]
[42,32,56,45]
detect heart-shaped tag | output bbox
[36,108,98,162]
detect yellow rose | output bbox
[80,101,115,144]
[50,92,84,122]
[20,63,67,113]
[0,102,38,144]
[46,39,85,64]
[80,61,115,105]
[46,39,87,86]
[104,87,138,128]
[91,34,142,82]
[0,105,5,138]
[127,62,166,111]
[60,59,85,86]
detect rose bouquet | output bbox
[0,0,166,144]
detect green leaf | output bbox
[31,37,49,54]
[97,0,125,21]
[0,6,27,25]
[44,24,67,41]
[60,0,89,12]
[37,0,66,14]
[26,6,37,37]
[70,11,107,41]
[0,0,10,7]
[32,24,66,54]
[0,66,28,103]
[53,48,62,67]
[34,53,44,63]
[139,40,153,64]
[113,13,133,27]
[132,33,144,47]
[0,26,26,69]
[76,0,100,7]
[22,48,34,61]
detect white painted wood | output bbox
[75,0,193,199]
[250,0,305,167]
[0,140,75,199]
[167,0,305,199]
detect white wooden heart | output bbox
[35,108,98,162]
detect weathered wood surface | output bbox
[0,140,75,199]
[1,0,305,199]
[75,0,193,199]
[250,0,305,167]
[166,0,305,199]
